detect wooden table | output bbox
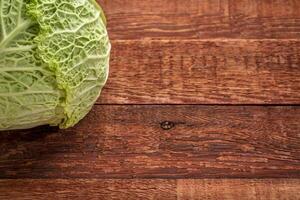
[1,0,300,199]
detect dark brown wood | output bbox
[100,40,300,104]
[177,179,300,200]
[0,105,299,179]
[0,179,299,200]
[1,0,300,198]
[98,0,300,40]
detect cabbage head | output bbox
[0,0,110,130]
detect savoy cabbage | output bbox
[0,0,110,130]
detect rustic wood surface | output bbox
[0,179,299,200]
[177,179,300,200]
[1,0,300,199]
[100,40,300,104]
[0,106,299,179]
[101,0,300,40]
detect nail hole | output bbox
[160,121,175,130]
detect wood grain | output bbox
[177,179,300,200]
[100,40,300,104]
[0,179,176,200]
[1,0,300,198]
[0,105,299,179]
[0,179,299,200]
[98,0,300,39]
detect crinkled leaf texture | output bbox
[0,0,110,130]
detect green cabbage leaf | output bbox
[0,0,110,130]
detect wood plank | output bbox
[177,179,300,200]
[100,40,300,104]
[0,179,299,200]
[0,179,176,200]
[98,0,300,39]
[229,0,300,39]
[0,105,299,179]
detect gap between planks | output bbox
[112,39,300,42]
[94,103,300,106]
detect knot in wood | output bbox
[160,121,175,130]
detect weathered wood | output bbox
[177,179,300,200]
[100,40,300,104]
[0,179,176,200]
[1,0,299,198]
[0,179,299,200]
[0,105,299,178]
[98,0,300,39]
